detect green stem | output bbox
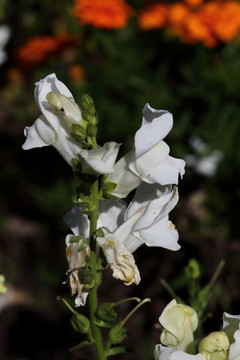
[88,179,106,360]
[121,298,151,327]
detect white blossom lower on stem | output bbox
[96,184,180,285]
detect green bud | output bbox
[87,123,97,137]
[80,94,96,117]
[96,303,117,322]
[185,259,201,279]
[71,312,90,334]
[109,324,127,345]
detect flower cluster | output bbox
[22,73,185,306]
[17,34,76,67]
[70,0,240,47]
[72,0,133,29]
[139,0,240,47]
[154,299,240,360]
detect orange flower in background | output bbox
[72,0,133,29]
[184,0,204,9]
[69,64,85,85]
[17,34,76,67]
[180,12,217,47]
[212,1,240,42]
[138,3,169,30]
[168,2,190,35]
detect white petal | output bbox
[106,151,142,198]
[63,206,89,238]
[125,183,172,220]
[154,344,174,360]
[229,329,240,360]
[135,104,173,157]
[147,156,186,185]
[130,141,170,183]
[80,142,120,175]
[34,73,73,111]
[22,115,56,149]
[132,187,178,231]
[98,200,126,232]
[223,313,240,343]
[171,352,205,360]
[135,216,180,250]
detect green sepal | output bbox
[69,235,85,243]
[94,228,105,238]
[99,179,119,200]
[69,236,88,252]
[69,340,93,352]
[71,312,90,334]
[107,346,128,356]
[108,323,127,345]
[96,302,117,323]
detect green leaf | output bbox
[69,340,93,352]
[107,346,128,356]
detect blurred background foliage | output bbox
[1,0,240,359]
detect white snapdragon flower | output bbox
[129,104,185,185]
[79,141,121,175]
[0,26,10,65]
[22,73,84,165]
[106,104,185,198]
[159,299,198,353]
[97,184,180,285]
[63,201,126,306]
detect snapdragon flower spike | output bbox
[129,103,185,185]
[22,73,85,166]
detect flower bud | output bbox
[46,91,84,129]
[199,331,229,360]
[160,299,198,353]
[71,312,90,334]
[109,323,127,344]
[96,302,117,322]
